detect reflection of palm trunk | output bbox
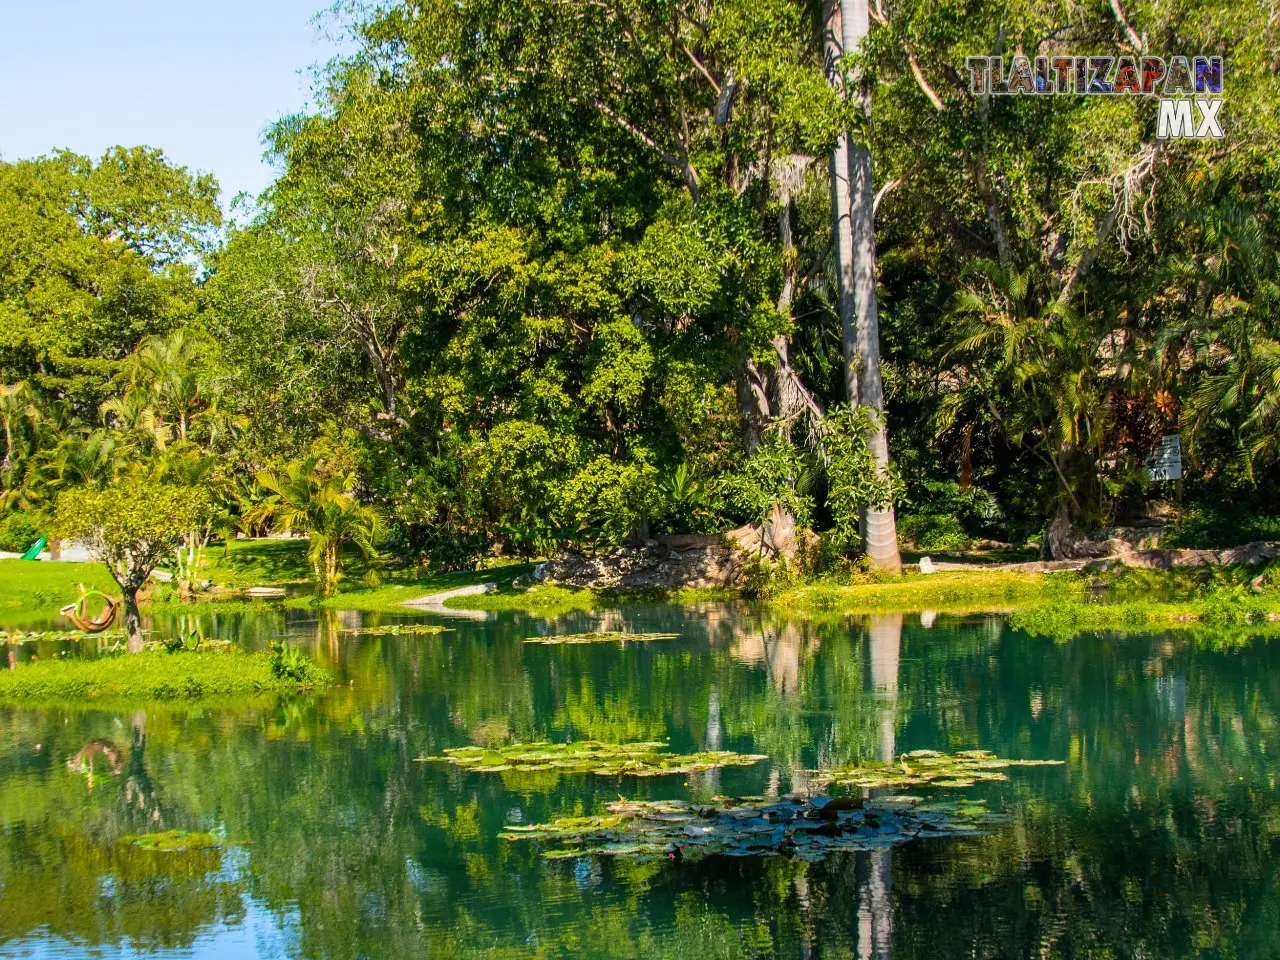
[856,851,894,959]
[867,615,901,761]
[697,685,724,794]
[859,614,900,958]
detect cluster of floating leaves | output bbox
[501,794,1005,862]
[0,629,111,645]
[341,623,451,637]
[119,830,227,852]
[812,749,1065,789]
[523,632,680,645]
[417,740,766,776]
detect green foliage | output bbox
[0,511,39,552]
[120,831,228,852]
[0,148,219,409]
[555,456,661,547]
[252,458,383,597]
[53,480,209,591]
[717,436,813,529]
[269,641,311,682]
[821,408,899,554]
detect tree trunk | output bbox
[123,587,144,653]
[823,0,860,410]
[843,0,902,575]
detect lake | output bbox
[2,602,1278,958]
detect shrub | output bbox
[0,511,40,552]
[555,456,662,547]
[898,513,971,552]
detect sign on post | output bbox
[1144,434,1182,481]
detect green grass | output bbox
[0,559,116,626]
[774,570,1068,615]
[0,648,329,706]
[199,538,315,587]
[454,582,733,617]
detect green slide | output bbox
[19,537,46,560]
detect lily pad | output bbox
[341,624,452,637]
[119,830,225,852]
[813,749,1064,790]
[501,794,1009,863]
[417,740,766,777]
[523,632,680,645]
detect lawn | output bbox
[0,558,116,627]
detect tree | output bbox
[252,458,383,597]
[54,480,209,651]
[825,0,901,572]
[0,149,219,414]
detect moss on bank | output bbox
[0,649,329,705]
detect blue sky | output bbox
[0,0,353,205]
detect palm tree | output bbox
[825,0,901,573]
[133,329,207,441]
[0,381,39,473]
[252,458,383,597]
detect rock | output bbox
[1042,507,1074,561]
[918,556,936,574]
[539,507,814,590]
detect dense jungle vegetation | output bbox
[3,0,1280,600]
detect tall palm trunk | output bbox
[823,0,860,409]
[829,0,902,574]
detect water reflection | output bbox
[2,602,1279,958]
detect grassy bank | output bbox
[773,570,1066,615]
[0,649,329,705]
[8,539,1279,640]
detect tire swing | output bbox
[59,585,120,633]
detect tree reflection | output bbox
[2,608,1280,958]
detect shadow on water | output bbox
[3,600,1280,958]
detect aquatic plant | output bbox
[120,830,227,852]
[270,641,312,681]
[417,740,766,776]
[812,749,1063,790]
[501,794,1005,862]
[0,629,115,645]
[523,631,680,645]
[341,623,451,636]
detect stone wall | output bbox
[537,505,808,590]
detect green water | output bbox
[2,603,1279,958]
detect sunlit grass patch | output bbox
[0,648,329,704]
